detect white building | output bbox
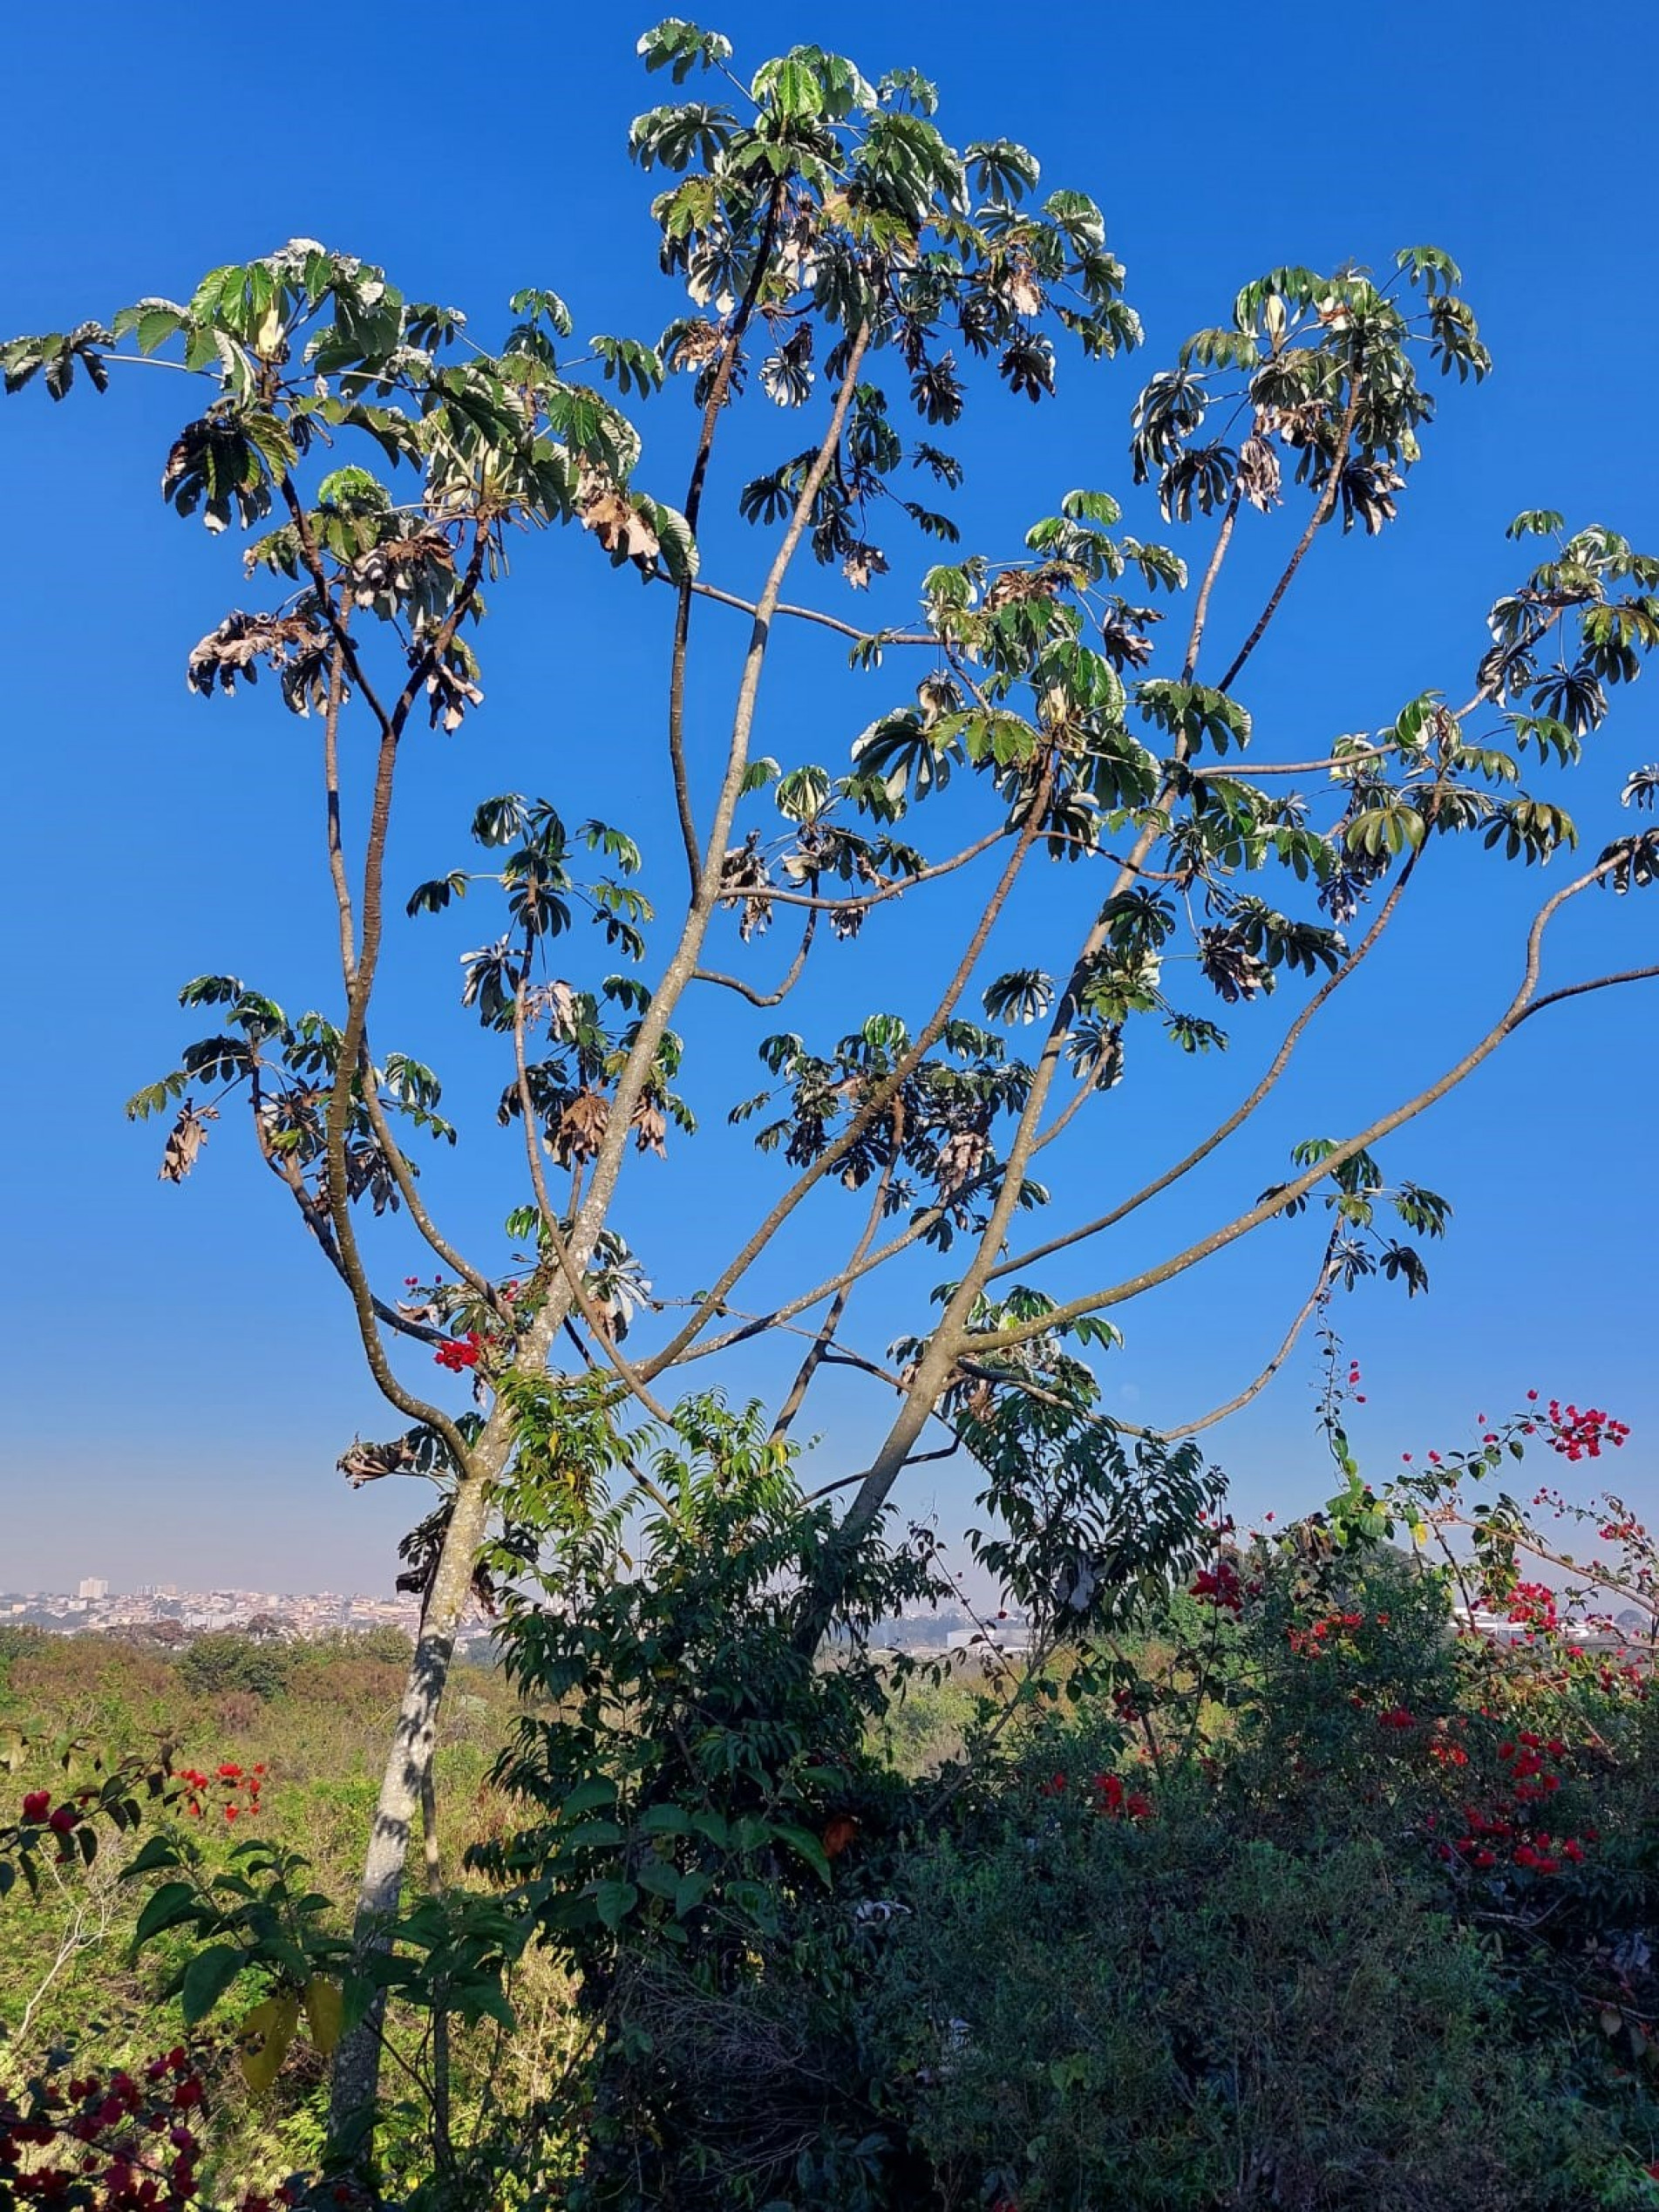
[77,1577,109,1600]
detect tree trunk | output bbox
[327,1470,496,2168]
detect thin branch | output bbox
[734,827,1010,917]
[280,481,400,742]
[694,908,817,1007]
[1513,962,1659,1023]
[353,1040,498,1304]
[1124,1235,1341,1442]
[667,181,788,888]
[771,1121,900,1439]
[971,849,1636,1355]
[1214,378,1364,696]
[992,842,1424,1282]
[510,959,672,1426]
[309,524,492,1459]
[1232,746,1388,777]
[1181,481,1243,682]
[687,575,933,647]
[639,750,1054,1381]
[802,1437,960,1504]
[248,1090,444,1350]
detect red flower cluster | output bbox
[1092,1771,1154,1821]
[1286,1607,1365,1658]
[13,1789,86,1855]
[174,1760,265,1823]
[1037,1771,1152,1821]
[1506,1581,1560,1631]
[1189,1561,1243,1615]
[1546,1401,1630,1462]
[1444,1732,1594,1880]
[433,1331,483,1372]
[0,2047,296,2209]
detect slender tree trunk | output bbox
[327,1468,496,2162]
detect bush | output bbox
[175,1633,292,1703]
[877,1796,1621,2211]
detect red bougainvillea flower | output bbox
[21,1790,51,1822]
[217,1763,242,1780]
[47,1806,78,1836]
[1189,1562,1243,1614]
[433,1331,484,1372]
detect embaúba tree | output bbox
[8,17,1656,2151]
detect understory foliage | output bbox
[5,5,1659,2199]
[8,1399,1659,2207]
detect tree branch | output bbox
[694,908,817,1007]
[992,843,1424,1282]
[973,850,1639,1355]
[686,575,933,647]
[667,180,789,888]
[639,750,1054,1380]
[1214,378,1363,697]
[1124,1232,1341,1442]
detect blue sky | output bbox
[2,0,1655,1596]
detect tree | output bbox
[8,14,1656,2164]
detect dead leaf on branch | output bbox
[1235,432,1282,514]
[159,1099,218,1182]
[935,1126,990,1208]
[422,647,485,733]
[552,1087,610,1167]
[523,977,578,1036]
[984,565,1068,612]
[720,830,773,940]
[1001,258,1044,319]
[668,319,723,371]
[842,542,888,591]
[337,1434,424,1487]
[349,530,455,609]
[630,1097,669,1160]
[186,610,330,703]
[575,467,660,564]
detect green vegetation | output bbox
[7,1398,1659,2208]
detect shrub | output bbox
[175,1635,293,1704]
[878,1782,1628,2211]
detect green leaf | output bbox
[559,1776,617,1821]
[636,1802,693,1835]
[124,1833,185,1876]
[592,1879,639,1930]
[776,764,832,820]
[758,54,823,119]
[770,1821,833,1884]
[135,1881,201,1946]
[636,18,734,81]
[180,1943,246,2026]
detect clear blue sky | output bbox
[2,0,1655,1596]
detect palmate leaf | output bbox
[982,970,1054,1024]
[963,139,1040,201]
[637,18,734,81]
[629,101,737,173]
